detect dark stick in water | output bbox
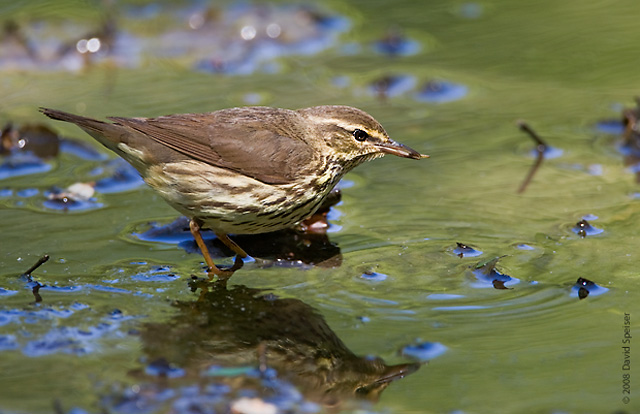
[20,255,49,303]
[22,254,50,277]
[517,120,548,194]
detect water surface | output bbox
[1,0,639,413]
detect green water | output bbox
[1,0,640,413]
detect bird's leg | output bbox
[214,232,249,258]
[189,218,239,279]
[214,232,248,278]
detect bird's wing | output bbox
[108,109,316,185]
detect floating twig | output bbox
[516,120,548,194]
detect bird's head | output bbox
[298,105,428,169]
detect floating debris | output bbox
[453,242,482,258]
[571,277,609,300]
[359,270,388,282]
[471,256,519,289]
[372,28,420,56]
[414,80,468,103]
[572,219,603,238]
[44,182,102,211]
[368,74,416,99]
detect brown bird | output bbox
[40,106,427,279]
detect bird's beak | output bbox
[376,139,429,160]
[374,363,421,384]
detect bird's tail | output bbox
[39,107,122,151]
[40,107,106,132]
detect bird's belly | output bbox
[144,161,335,235]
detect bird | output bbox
[40,105,428,279]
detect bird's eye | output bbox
[353,129,369,142]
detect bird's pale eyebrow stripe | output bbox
[304,115,386,139]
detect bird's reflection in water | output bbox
[136,281,420,409]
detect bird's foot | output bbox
[206,255,244,281]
